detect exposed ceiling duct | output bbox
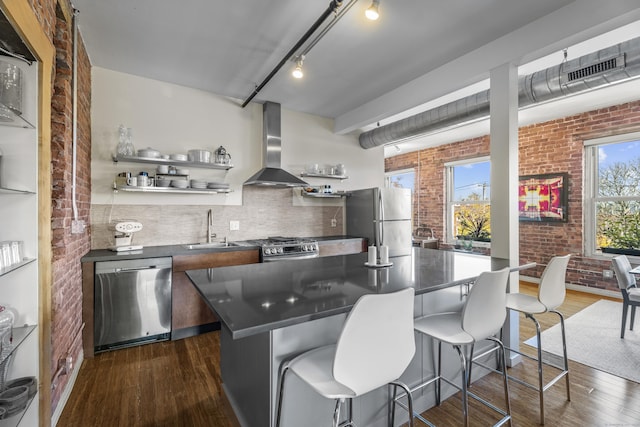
[243,102,310,187]
[359,36,640,149]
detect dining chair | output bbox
[611,255,640,339]
[404,268,512,427]
[502,254,571,425]
[275,287,416,427]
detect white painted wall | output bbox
[91,67,383,207]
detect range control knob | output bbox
[278,247,284,254]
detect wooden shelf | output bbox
[113,154,233,170]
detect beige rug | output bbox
[523,299,640,383]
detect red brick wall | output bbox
[49,4,92,413]
[386,100,640,293]
[27,0,92,416]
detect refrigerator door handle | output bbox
[378,190,384,247]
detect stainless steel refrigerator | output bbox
[346,187,412,257]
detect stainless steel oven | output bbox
[246,237,320,262]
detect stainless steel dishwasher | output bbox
[94,257,172,353]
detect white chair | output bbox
[504,254,571,425]
[275,287,416,427]
[407,268,512,427]
[611,255,640,339]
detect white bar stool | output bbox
[275,287,416,427]
[503,254,571,425]
[401,268,512,427]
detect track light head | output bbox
[365,0,380,20]
[292,56,305,79]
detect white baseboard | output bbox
[51,350,84,427]
[520,275,622,300]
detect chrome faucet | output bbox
[207,209,216,243]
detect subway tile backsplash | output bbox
[90,187,344,249]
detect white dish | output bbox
[176,168,190,175]
[207,182,230,189]
[137,147,160,158]
[170,153,188,161]
[170,180,189,188]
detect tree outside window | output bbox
[447,159,491,244]
[593,140,640,254]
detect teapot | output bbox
[214,145,231,164]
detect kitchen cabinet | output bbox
[0,58,39,425]
[112,154,233,195]
[171,249,259,340]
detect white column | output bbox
[489,62,521,366]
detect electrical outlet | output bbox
[230,220,240,231]
[603,269,614,279]
[71,219,86,234]
[330,218,337,227]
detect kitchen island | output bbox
[187,248,534,427]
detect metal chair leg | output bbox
[621,302,629,338]
[333,398,342,427]
[631,306,637,331]
[488,336,512,427]
[553,310,571,402]
[454,345,469,427]
[526,313,545,425]
[390,381,415,427]
[436,340,442,405]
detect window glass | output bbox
[591,139,640,254]
[448,160,491,243]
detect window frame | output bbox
[444,156,491,246]
[584,131,640,259]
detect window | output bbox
[385,168,415,191]
[585,132,640,257]
[445,157,491,245]
[385,168,415,226]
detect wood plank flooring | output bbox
[57,282,639,426]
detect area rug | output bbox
[523,299,640,383]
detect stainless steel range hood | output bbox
[243,102,309,187]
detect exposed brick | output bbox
[386,100,640,294]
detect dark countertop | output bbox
[80,235,365,262]
[187,247,535,339]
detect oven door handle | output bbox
[263,253,319,262]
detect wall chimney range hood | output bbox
[243,102,309,187]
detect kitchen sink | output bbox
[183,242,239,250]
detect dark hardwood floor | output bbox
[57,282,640,426]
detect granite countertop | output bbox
[187,247,535,339]
[80,235,364,262]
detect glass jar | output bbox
[116,125,135,157]
[0,305,15,347]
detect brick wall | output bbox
[27,0,93,416]
[49,3,92,413]
[386,100,640,293]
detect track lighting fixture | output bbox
[365,0,380,20]
[292,56,305,79]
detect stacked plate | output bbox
[170,180,189,189]
[190,179,207,189]
[207,182,230,190]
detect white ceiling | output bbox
[73,0,640,147]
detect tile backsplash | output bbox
[90,186,345,249]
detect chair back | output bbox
[461,268,510,340]
[611,255,637,291]
[333,287,415,396]
[538,255,571,310]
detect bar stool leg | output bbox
[453,345,469,427]
[553,310,571,401]
[488,337,512,426]
[389,381,415,427]
[333,398,342,427]
[526,313,546,425]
